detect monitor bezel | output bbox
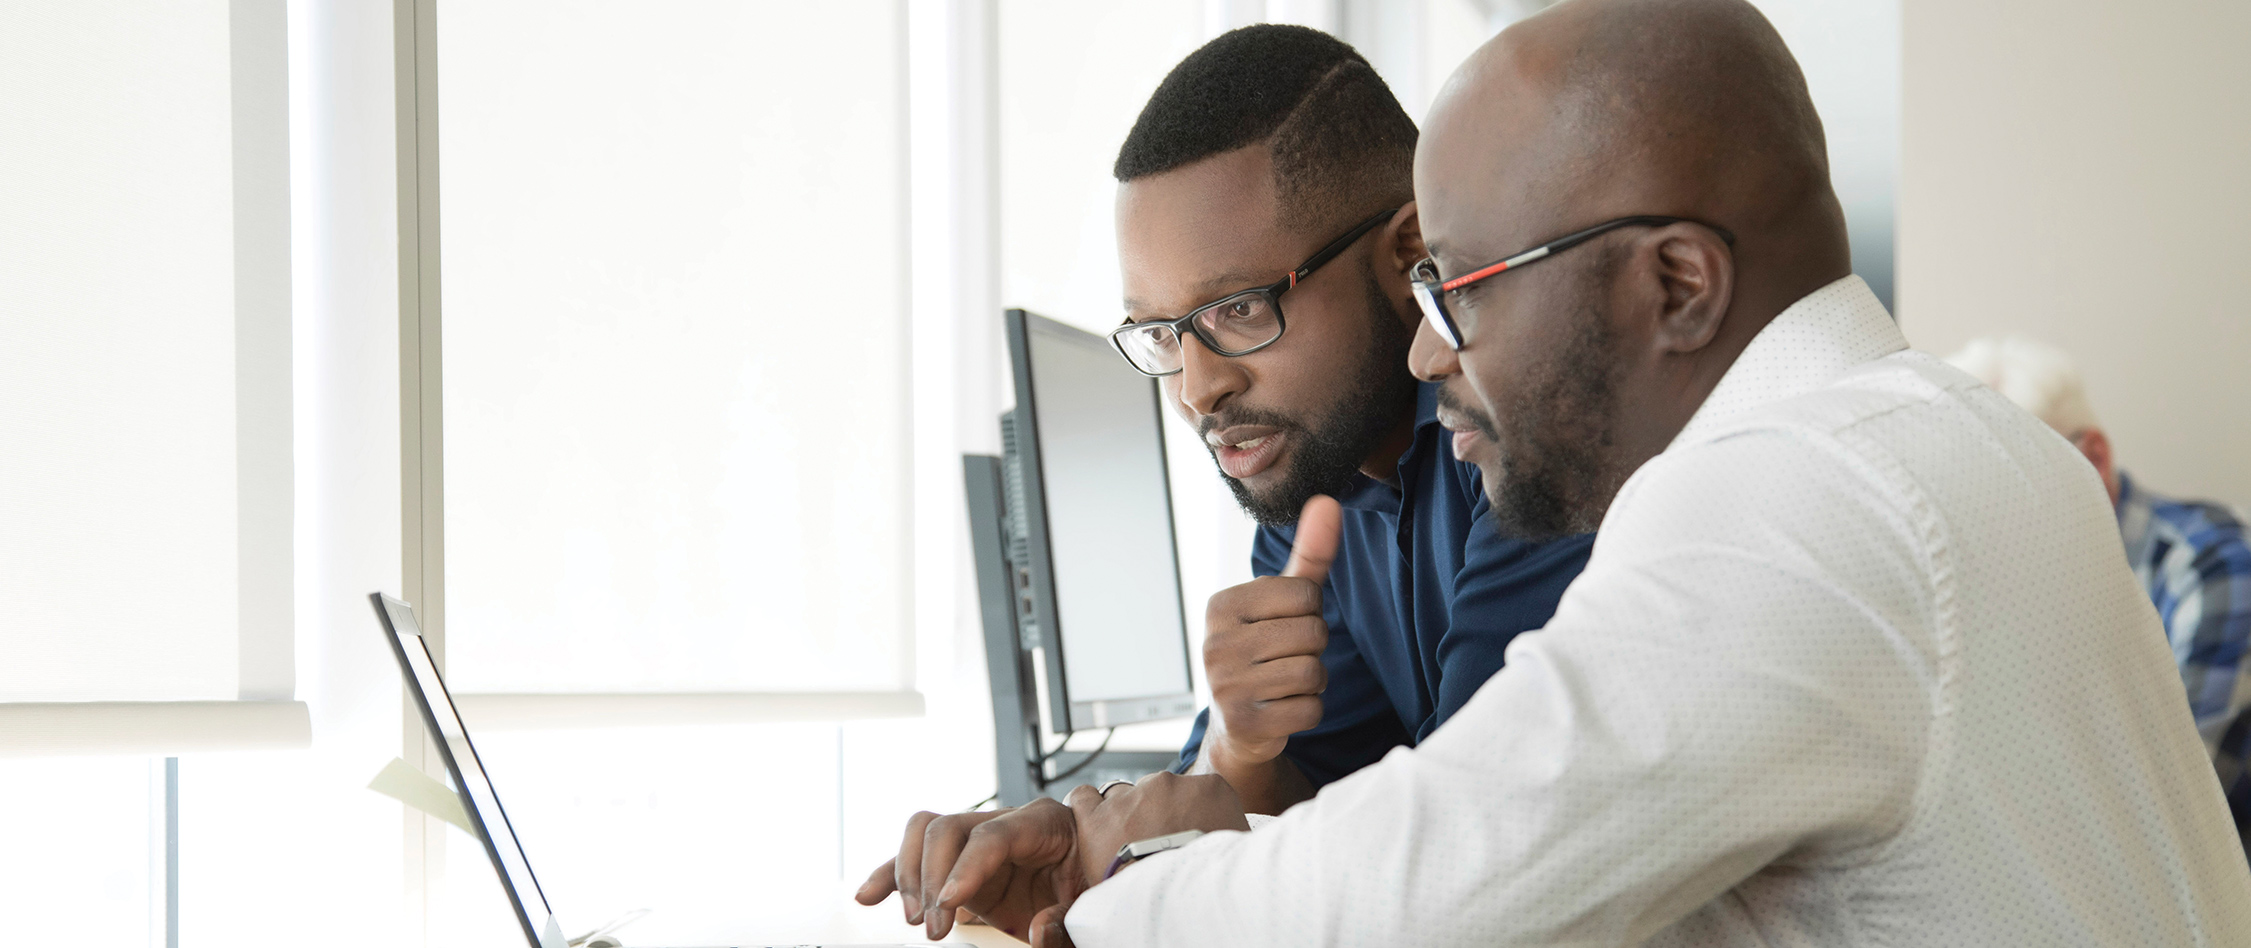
[369,592,560,948]
[1003,308,1198,734]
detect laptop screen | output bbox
[373,593,562,948]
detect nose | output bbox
[1409,318,1459,383]
[1175,332,1247,417]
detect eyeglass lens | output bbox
[1409,260,1462,350]
[1116,291,1283,375]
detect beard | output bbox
[1476,282,1625,541]
[1207,268,1420,527]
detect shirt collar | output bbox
[1669,275,1904,450]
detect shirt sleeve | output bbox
[2163,525,2251,738]
[1173,524,1412,787]
[1070,433,1933,947]
[2173,524,2251,846]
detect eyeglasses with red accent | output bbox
[1410,215,1736,350]
[1109,206,1402,378]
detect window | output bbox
[436,0,913,699]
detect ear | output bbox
[1376,202,1428,333]
[1381,202,1427,274]
[1645,224,1735,355]
[2073,426,2119,500]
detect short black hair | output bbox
[1114,24,1418,234]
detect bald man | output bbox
[888,1,2251,944]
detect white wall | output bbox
[1900,0,2251,507]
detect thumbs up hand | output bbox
[1201,496,1341,812]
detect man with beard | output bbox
[851,1,2251,945]
[852,24,1591,940]
[1103,23,1592,816]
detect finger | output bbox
[1242,653,1327,699]
[929,825,999,941]
[1279,494,1342,584]
[931,801,1071,936]
[1065,782,1105,816]
[1029,903,1078,948]
[1243,615,1328,663]
[1214,576,1324,624]
[1234,693,1323,740]
[855,857,898,905]
[921,811,1001,932]
[895,811,939,922]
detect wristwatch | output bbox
[1104,829,1206,879]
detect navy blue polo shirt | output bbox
[1175,382,1596,788]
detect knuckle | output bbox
[1232,707,1282,738]
[1271,617,1325,652]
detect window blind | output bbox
[0,0,304,754]
[436,0,913,702]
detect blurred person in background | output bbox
[1951,335,2251,849]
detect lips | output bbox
[1448,427,1485,462]
[1434,406,1488,464]
[1207,425,1287,480]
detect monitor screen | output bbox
[1018,313,1193,722]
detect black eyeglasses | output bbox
[1109,206,1402,377]
[1410,215,1736,350]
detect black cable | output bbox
[1042,727,1115,785]
[960,727,1120,812]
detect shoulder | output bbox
[1607,425,1923,570]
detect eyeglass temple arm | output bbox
[1290,206,1403,286]
[1437,216,1736,292]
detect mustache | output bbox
[1195,405,1307,441]
[1436,384,1501,441]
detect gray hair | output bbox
[1945,336,2100,436]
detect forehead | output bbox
[1415,41,1558,266]
[1116,145,1298,315]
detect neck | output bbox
[1620,265,1845,479]
[1357,411,1419,485]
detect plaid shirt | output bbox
[2118,471,2251,853]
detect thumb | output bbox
[1280,495,1342,585]
[1029,902,1077,948]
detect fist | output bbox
[1203,495,1342,765]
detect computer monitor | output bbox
[368,592,567,948]
[964,310,1196,802]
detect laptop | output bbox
[370,592,923,948]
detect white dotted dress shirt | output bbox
[1066,276,2251,946]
